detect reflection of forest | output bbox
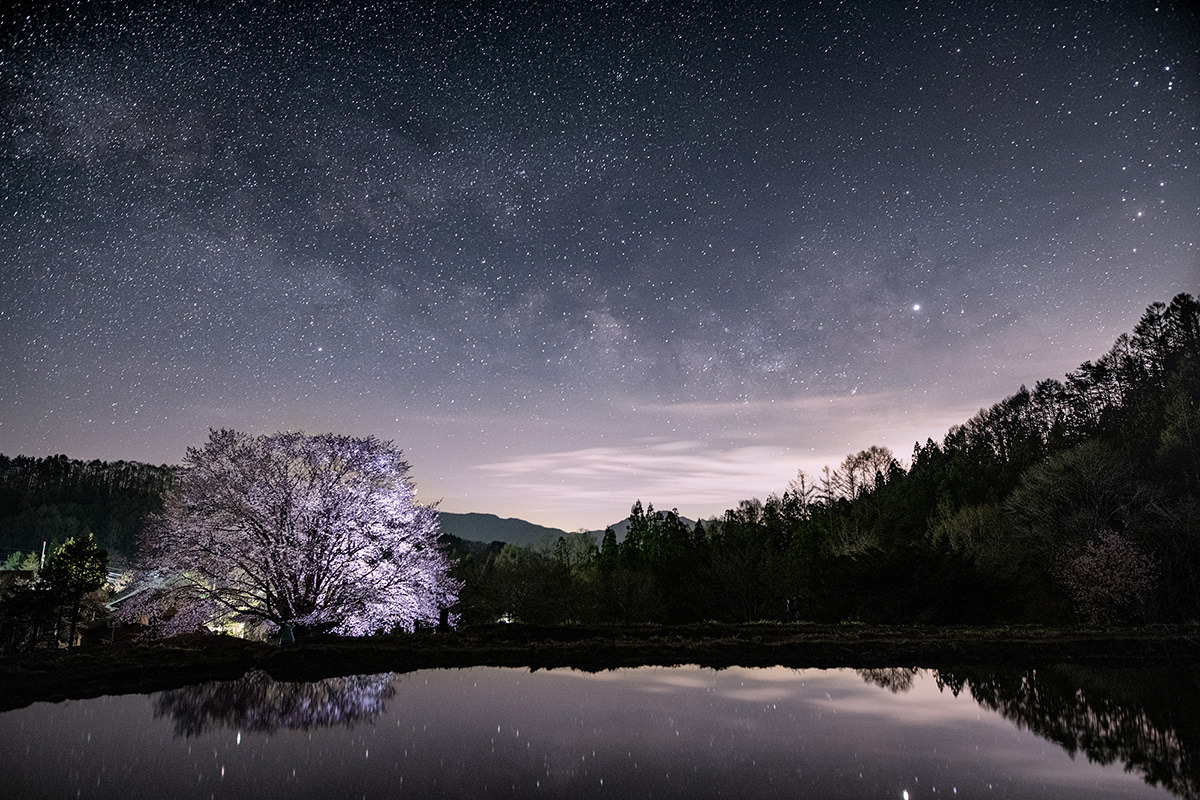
[151,664,1196,796]
[858,665,1199,800]
[153,670,396,737]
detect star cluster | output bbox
[1,1,1196,528]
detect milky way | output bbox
[1,1,1197,529]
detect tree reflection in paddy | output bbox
[929,665,1199,800]
[141,663,1199,798]
[2,663,1195,799]
[153,670,397,737]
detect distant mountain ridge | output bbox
[438,510,698,546]
[436,512,573,547]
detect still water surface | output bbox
[0,664,1194,799]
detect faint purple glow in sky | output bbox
[1,2,1196,529]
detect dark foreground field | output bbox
[2,623,1198,712]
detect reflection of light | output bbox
[902,792,909,800]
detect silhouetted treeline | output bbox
[0,455,175,562]
[456,293,1200,625]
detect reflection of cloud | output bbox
[154,670,396,737]
[811,675,971,724]
[569,666,850,704]
[8,664,1189,798]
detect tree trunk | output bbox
[68,596,80,648]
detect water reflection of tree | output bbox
[153,670,396,737]
[856,667,921,693]
[952,665,1198,800]
[856,665,1199,799]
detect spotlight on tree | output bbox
[117,429,459,638]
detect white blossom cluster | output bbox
[119,429,459,637]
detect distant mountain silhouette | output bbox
[438,510,700,546]
[437,512,572,547]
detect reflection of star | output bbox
[911,304,921,312]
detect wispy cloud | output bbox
[475,439,801,524]
[460,385,988,528]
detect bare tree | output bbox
[836,445,897,499]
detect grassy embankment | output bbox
[2,622,1198,712]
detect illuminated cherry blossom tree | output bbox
[119,429,458,637]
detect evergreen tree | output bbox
[39,533,107,647]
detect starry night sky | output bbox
[2,1,1197,530]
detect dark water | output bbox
[0,664,1195,799]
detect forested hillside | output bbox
[456,294,1200,626]
[0,456,173,564]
